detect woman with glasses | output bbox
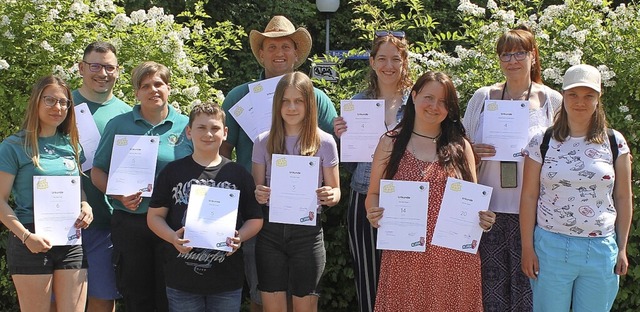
[333,29,412,312]
[91,61,193,312]
[0,75,93,312]
[462,25,562,311]
[520,64,631,311]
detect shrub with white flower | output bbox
[401,1,640,309]
[0,0,245,140]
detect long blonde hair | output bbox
[267,72,320,156]
[21,76,80,169]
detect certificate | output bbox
[377,179,429,252]
[105,135,159,197]
[431,177,493,254]
[481,100,529,161]
[229,94,272,142]
[340,100,386,162]
[33,176,82,246]
[183,185,239,252]
[248,75,284,108]
[74,103,101,172]
[269,154,320,226]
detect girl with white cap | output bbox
[520,64,632,311]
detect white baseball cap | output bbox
[562,64,601,93]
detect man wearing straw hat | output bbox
[221,15,337,311]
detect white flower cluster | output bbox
[69,0,90,18]
[111,14,132,32]
[538,5,567,27]
[40,40,54,52]
[91,0,117,14]
[61,32,74,45]
[22,12,34,25]
[493,9,516,25]
[458,0,485,17]
[0,15,10,26]
[3,30,14,40]
[182,86,200,98]
[542,67,564,85]
[597,65,616,87]
[619,105,629,113]
[130,10,147,24]
[553,49,583,66]
[559,24,588,45]
[0,59,9,70]
[486,0,498,11]
[47,9,60,22]
[52,65,71,81]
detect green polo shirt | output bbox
[222,72,338,171]
[73,90,131,229]
[0,131,83,224]
[93,104,193,214]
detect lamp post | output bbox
[316,0,340,55]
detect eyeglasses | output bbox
[375,30,406,39]
[82,61,119,74]
[499,51,529,62]
[42,95,71,109]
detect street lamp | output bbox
[316,0,340,55]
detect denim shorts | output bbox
[166,287,242,312]
[7,224,87,275]
[255,221,325,297]
[531,226,619,312]
[82,228,120,300]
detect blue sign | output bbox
[328,50,370,60]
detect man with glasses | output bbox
[73,41,131,312]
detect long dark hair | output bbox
[384,71,474,182]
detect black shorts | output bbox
[7,224,87,275]
[255,221,325,297]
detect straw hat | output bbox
[249,16,312,69]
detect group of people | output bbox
[0,14,631,312]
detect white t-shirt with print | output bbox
[525,130,629,237]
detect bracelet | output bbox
[22,231,32,244]
[483,225,493,233]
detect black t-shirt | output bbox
[149,155,263,294]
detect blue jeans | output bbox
[531,226,619,312]
[166,287,242,312]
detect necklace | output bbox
[502,81,533,100]
[412,131,441,143]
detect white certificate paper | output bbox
[247,75,284,108]
[340,100,386,162]
[74,103,101,172]
[33,176,81,246]
[431,177,493,254]
[481,100,529,161]
[229,94,272,142]
[377,179,429,252]
[269,154,320,226]
[183,185,239,252]
[105,135,159,197]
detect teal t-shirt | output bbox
[93,104,193,214]
[0,131,83,224]
[73,90,132,229]
[221,72,338,171]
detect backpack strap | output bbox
[540,127,553,161]
[607,128,618,162]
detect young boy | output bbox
[147,102,263,312]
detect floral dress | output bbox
[374,150,483,312]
